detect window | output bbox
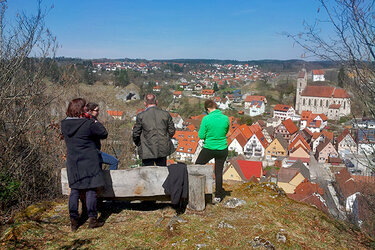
[320,100,322,106]
[314,99,317,106]
[326,100,328,106]
[309,99,311,106]
[303,98,305,105]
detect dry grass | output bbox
[1,183,374,249]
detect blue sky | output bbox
[6,0,328,60]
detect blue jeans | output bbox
[101,152,119,170]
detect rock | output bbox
[249,236,275,250]
[196,243,207,249]
[276,229,287,243]
[218,221,235,229]
[223,198,246,208]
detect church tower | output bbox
[295,68,307,114]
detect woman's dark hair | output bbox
[86,102,99,112]
[204,99,218,110]
[66,98,87,117]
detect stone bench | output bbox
[61,165,214,211]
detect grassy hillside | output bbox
[1,182,373,249]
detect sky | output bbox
[6,0,329,60]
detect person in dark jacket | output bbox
[86,102,119,170]
[132,94,176,166]
[61,98,108,231]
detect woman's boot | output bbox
[88,217,104,229]
[70,218,79,232]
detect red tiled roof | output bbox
[174,91,182,95]
[249,124,262,134]
[153,85,162,89]
[107,110,124,116]
[312,69,324,75]
[294,181,324,196]
[239,124,254,140]
[289,134,311,151]
[282,119,298,134]
[302,86,349,98]
[254,130,269,149]
[201,89,215,95]
[176,140,199,154]
[301,110,312,120]
[237,160,263,179]
[274,104,292,112]
[244,95,266,102]
[337,128,354,144]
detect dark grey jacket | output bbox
[61,117,108,189]
[132,106,176,159]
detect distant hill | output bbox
[54,57,340,72]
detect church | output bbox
[295,69,351,120]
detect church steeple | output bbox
[296,68,307,114]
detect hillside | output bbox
[1,182,373,249]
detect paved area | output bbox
[309,153,346,219]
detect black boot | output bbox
[88,217,104,229]
[70,218,79,232]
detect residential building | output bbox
[262,126,274,143]
[337,128,357,157]
[300,111,328,132]
[277,167,306,194]
[201,89,215,98]
[244,130,269,158]
[311,130,334,153]
[315,138,339,163]
[273,104,296,121]
[312,69,325,82]
[152,85,161,92]
[265,134,289,160]
[356,129,375,156]
[107,110,124,120]
[173,91,182,99]
[223,155,263,182]
[274,118,298,143]
[227,133,247,155]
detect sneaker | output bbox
[213,197,222,204]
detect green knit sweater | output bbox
[198,109,229,150]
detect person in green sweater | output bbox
[196,99,229,203]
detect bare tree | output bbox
[0,0,61,216]
[286,0,375,235]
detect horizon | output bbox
[7,0,331,60]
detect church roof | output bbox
[301,85,349,98]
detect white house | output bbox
[312,69,325,82]
[201,89,215,99]
[273,104,296,121]
[337,129,357,157]
[243,130,269,159]
[173,91,182,99]
[300,111,328,132]
[227,133,247,155]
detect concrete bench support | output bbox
[61,165,213,210]
[187,174,206,211]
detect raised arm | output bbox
[90,120,108,139]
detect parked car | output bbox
[344,159,354,168]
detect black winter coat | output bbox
[132,106,176,159]
[61,117,108,189]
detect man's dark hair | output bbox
[66,98,86,117]
[86,102,98,112]
[204,99,218,110]
[144,94,157,105]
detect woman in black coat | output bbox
[61,98,108,231]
